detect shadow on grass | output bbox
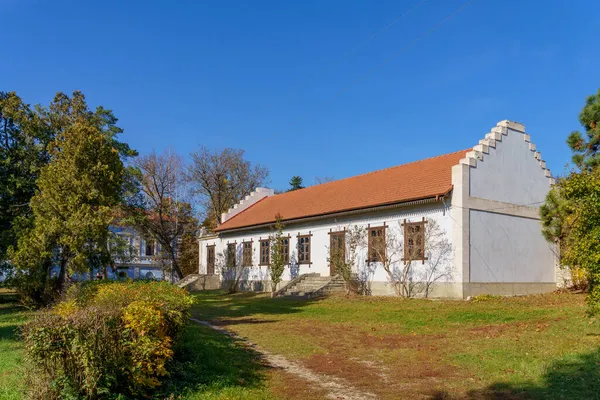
[157,320,272,398]
[433,348,600,400]
[191,290,321,322]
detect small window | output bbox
[404,219,426,263]
[145,239,155,256]
[282,237,290,264]
[226,243,236,267]
[206,245,215,274]
[260,239,270,266]
[298,235,311,264]
[242,241,253,266]
[368,227,385,263]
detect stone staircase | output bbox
[176,274,201,289]
[278,274,346,298]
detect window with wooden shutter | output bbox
[403,218,427,264]
[259,239,270,266]
[242,241,252,266]
[297,234,311,264]
[206,245,215,274]
[368,227,385,262]
[282,237,290,264]
[226,243,237,267]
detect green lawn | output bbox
[0,290,31,400]
[2,289,598,399]
[0,290,296,400]
[191,290,600,399]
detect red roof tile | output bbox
[215,149,468,232]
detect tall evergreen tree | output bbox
[567,88,600,170]
[10,119,125,297]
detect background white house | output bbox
[198,120,558,298]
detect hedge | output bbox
[21,280,194,399]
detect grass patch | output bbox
[0,290,31,400]
[192,290,600,399]
[159,321,274,399]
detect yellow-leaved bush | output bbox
[22,281,194,399]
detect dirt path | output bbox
[190,318,378,400]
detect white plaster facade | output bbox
[199,120,558,298]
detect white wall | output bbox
[469,128,550,205]
[469,210,555,282]
[454,122,557,295]
[200,202,458,295]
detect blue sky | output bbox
[2,0,598,189]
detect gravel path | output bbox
[190,318,378,400]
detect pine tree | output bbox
[567,88,600,170]
[288,176,304,191]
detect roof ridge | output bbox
[271,148,469,197]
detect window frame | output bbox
[281,235,290,264]
[144,239,155,257]
[206,244,216,274]
[259,239,270,266]
[226,242,237,268]
[242,240,253,267]
[367,225,386,263]
[329,230,346,267]
[402,218,427,264]
[297,233,312,265]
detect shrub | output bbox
[21,281,193,399]
[570,267,589,291]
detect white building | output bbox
[108,225,165,280]
[198,120,558,298]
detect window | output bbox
[298,234,311,264]
[260,239,270,266]
[226,243,236,267]
[242,241,253,266]
[145,239,155,256]
[403,219,426,263]
[206,245,215,274]
[368,227,385,263]
[329,231,346,272]
[282,237,290,264]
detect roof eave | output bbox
[214,189,453,234]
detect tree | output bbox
[419,220,453,298]
[10,119,125,299]
[126,150,195,281]
[269,214,286,296]
[567,89,600,171]
[288,176,304,191]
[370,220,452,298]
[178,229,200,277]
[313,176,335,185]
[188,147,269,226]
[0,92,51,272]
[0,91,135,274]
[541,89,600,315]
[542,171,600,314]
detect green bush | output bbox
[21,281,194,399]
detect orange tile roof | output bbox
[215,149,468,232]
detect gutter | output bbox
[215,191,452,234]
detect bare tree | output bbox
[420,220,453,298]
[313,176,335,185]
[187,147,269,226]
[218,244,250,293]
[126,150,195,281]
[371,219,453,298]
